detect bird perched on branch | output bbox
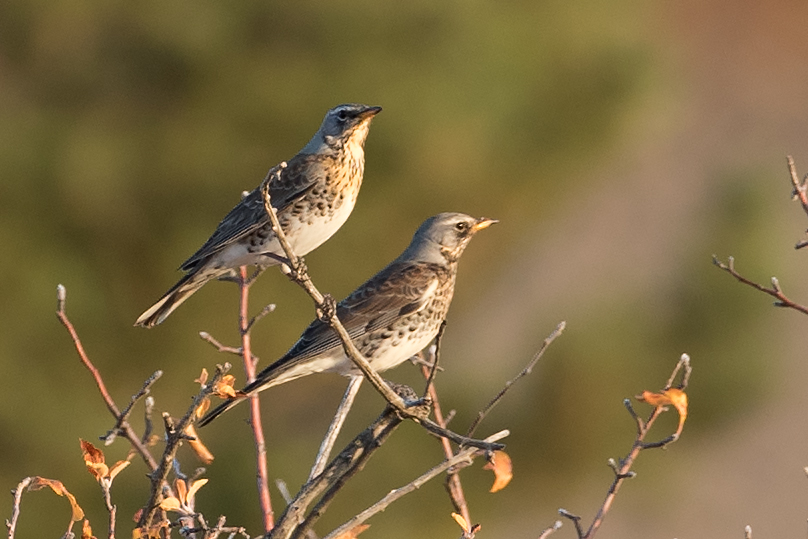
[135,103,382,328]
[199,212,497,426]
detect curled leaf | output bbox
[483,450,513,492]
[637,388,689,437]
[195,368,209,386]
[28,477,85,522]
[213,375,238,399]
[81,519,97,539]
[452,512,470,533]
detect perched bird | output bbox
[199,212,497,426]
[135,103,382,327]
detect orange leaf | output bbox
[185,424,215,464]
[159,497,182,512]
[213,375,238,399]
[332,524,370,539]
[483,450,513,493]
[81,519,97,539]
[195,398,211,419]
[28,477,85,522]
[637,388,689,437]
[80,440,108,480]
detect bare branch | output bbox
[712,256,808,316]
[537,520,563,539]
[102,370,162,447]
[55,285,159,471]
[322,430,509,539]
[236,266,274,532]
[6,476,33,539]
[137,363,231,530]
[308,375,364,481]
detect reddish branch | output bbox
[55,285,159,472]
[712,256,808,316]
[237,265,275,532]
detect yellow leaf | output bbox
[637,388,688,437]
[452,512,469,533]
[186,478,208,502]
[483,450,513,493]
[80,439,108,481]
[108,460,131,482]
[159,497,182,512]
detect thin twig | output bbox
[6,476,33,539]
[419,337,471,528]
[537,521,563,539]
[199,332,248,359]
[102,370,163,446]
[787,155,808,219]
[322,430,509,539]
[308,375,364,481]
[269,399,412,539]
[237,266,274,533]
[466,321,565,438]
[137,363,231,530]
[55,285,159,471]
[712,256,808,315]
[560,355,689,539]
[422,321,447,397]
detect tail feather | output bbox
[198,395,247,427]
[135,271,213,328]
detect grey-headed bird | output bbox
[136,103,382,327]
[199,212,497,426]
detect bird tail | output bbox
[135,269,223,328]
[198,358,300,426]
[198,394,248,427]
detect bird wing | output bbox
[278,262,444,364]
[179,154,330,271]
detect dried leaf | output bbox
[332,524,370,539]
[186,478,208,502]
[159,497,182,512]
[81,519,97,539]
[185,424,215,464]
[213,375,238,399]
[108,460,131,481]
[483,450,513,492]
[195,398,211,418]
[80,440,108,480]
[174,478,187,504]
[452,512,470,533]
[28,477,85,521]
[637,388,688,437]
[195,368,209,386]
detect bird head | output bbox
[404,212,498,265]
[304,103,382,154]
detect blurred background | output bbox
[2,0,808,537]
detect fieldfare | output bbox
[135,103,382,327]
[199,212,497,426]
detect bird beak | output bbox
[472,217,498,231]
[358,105,383,119]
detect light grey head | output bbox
[401,212,498,265]
[301,103,382,154]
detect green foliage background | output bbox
[2,1,808,537]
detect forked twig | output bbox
[55,285,159,471]
[712,256,808,316]
[558,354,690,539]
[467,321,565,438]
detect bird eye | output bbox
[336,110,348,122]
[455,222,468,232]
